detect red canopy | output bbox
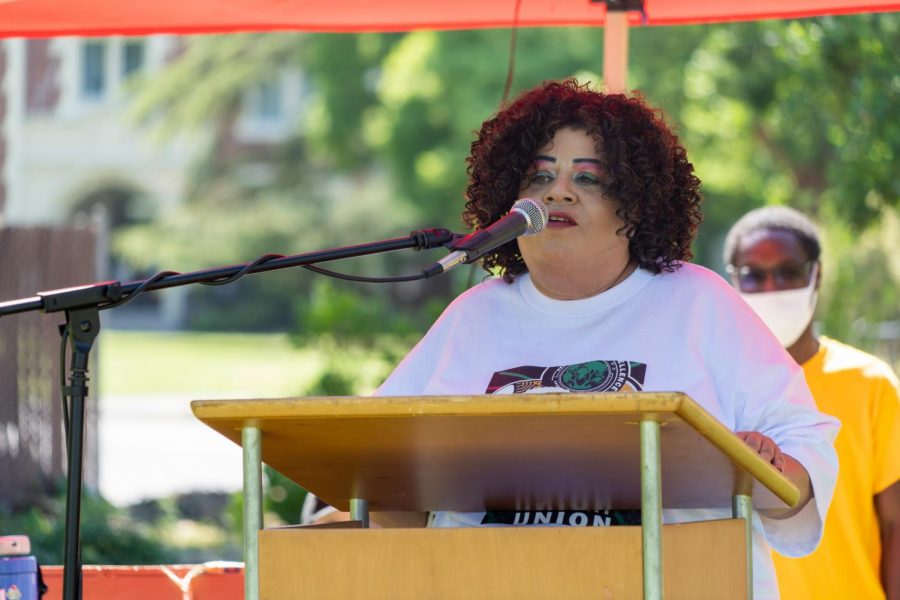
[1,0,898,37]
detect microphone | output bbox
[423,198,548,278]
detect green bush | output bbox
[0,487,169,565]
[294,279,418,345]
[0,485,242,565]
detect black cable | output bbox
[201,254,286,286]
[302,263,427,283]
[97,256,284,310]
[101,271,181,311]
[98,245,436,310]
[59,324,70,446]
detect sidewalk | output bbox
[99,393,245,506]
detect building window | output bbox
[122,41,145,78]
[253,80,283,120]
[81,41,106,98]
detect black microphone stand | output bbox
[0,228,456,600]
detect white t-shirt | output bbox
[377,263,839,600]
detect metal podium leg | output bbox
[243,427,263,600]
[350,498,369,528]
[640,419,663,600]
[732,494,754,600]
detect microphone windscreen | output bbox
[512,198,548,235]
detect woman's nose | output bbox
[544,179,576,204]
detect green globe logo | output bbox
[558,360,614,391]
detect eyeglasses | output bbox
[727,261,817,293]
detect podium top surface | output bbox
[192,392,799,512]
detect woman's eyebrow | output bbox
[532,156,601,165]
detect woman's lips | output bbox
[546,212,577,228]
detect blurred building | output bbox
[0,35,306,329]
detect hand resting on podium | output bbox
[737,430,813,519]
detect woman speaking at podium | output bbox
[326,79,838,599]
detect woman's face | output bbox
[517,127,628,272]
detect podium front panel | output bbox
[259,519,747,599]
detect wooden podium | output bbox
[192,392,799,600]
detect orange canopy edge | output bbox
[1,0,898,38]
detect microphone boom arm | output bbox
[0,228,458,317]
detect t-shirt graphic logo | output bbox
[486,360,646,394]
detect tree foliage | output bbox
[123,15,899,357]
[681,15,898,229]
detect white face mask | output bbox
[739,264,818,348]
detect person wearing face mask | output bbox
[724,205,900,600]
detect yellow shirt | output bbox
[773,337,900,600]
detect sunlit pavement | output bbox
[99,394,244,506]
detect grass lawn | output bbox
[98,330,329,397]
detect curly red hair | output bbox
[464,79,702,280]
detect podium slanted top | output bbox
[191,392,799,513]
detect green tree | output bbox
[682,16,898,246]
[124,17,898,357]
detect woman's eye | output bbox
[574,172,600,185]
[527,171,554,185]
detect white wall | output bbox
[3,36,203,226]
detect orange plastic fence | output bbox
[41,563,243,600]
